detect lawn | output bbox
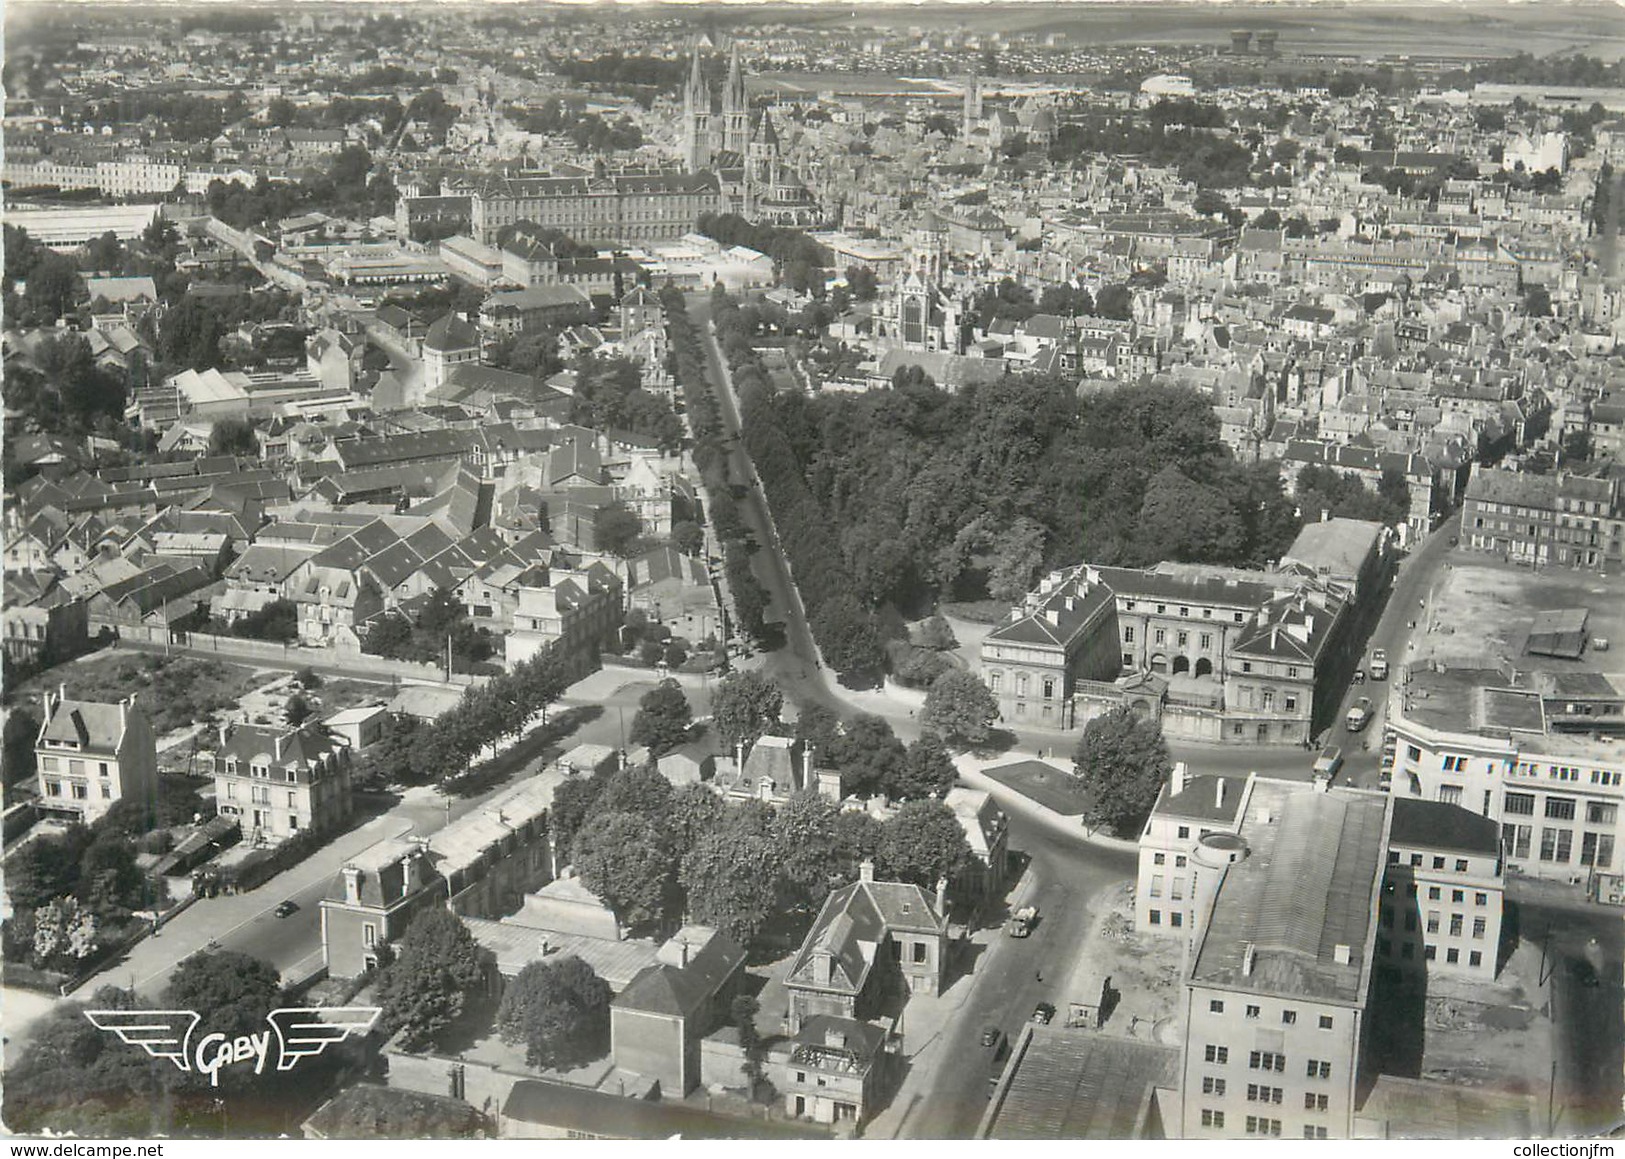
[982,759,1090,817]
[9,651,266,736]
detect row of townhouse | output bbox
[1457,464,1625,572]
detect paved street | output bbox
[884,799,1137,1139]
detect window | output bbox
[363,924,376,948]
[1171,912,1183,928]
[1149,910,1161,925]
[1124,626,1135,643]
[1154,628,1167,645]
[1154,852,1166,865]
[1540,827,1573,863]
[287,792,297,808]
[1432,856,1446,870]
[1151,874,1164,898]
[1200,633,1212,650]
[1203,1077,1227,1096]
[1318,1015,1333,1030]
[1305,1126,1329,1139]
[1425,944,1437,961]
[1205,1045,1229,1064]
[1285,696,1298,712]
[1242,661,1252,673]
[1455,859,1469,873]
[1472,917,1486,939]
[1177,826,1190,839]
[1246,1004,1261,1020]
[1546,797,1577,820]
[1246,1084,1283,1104]
[1447,948,1460,964]
[912,942,927,964]
[1410,854,1423,867]
[1451,889,1464,904]
[1475,892,1488,906]
[1307,1060,1332,1079]
[989,672,1002,692]
[1505,823,1532,860]
[1282,1010,1297,1026]
[1175,855,1188,868]
[1245,1116,1282,1137]
[1428,886,1441,900]
[1202,1110,1225,1129]
[1505,792,1536,816]
[1210,1000,1225,1014]
[72,784,87,799]
[1042,678,1055,699]
[1587,802,1618,826]
[1249,1051,1285,1072]
[1426,912,1440,934]
[100,785,111,799]
[1171,878,1185,901]
[1305,1093,1329,1112]
[1469,951,1483,968]
[1440,785,1463,806]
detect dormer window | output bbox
[251,763,269,778]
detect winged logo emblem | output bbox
[85,1007,381,1086]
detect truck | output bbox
[1008,905,1038,938]
[1313,746,1344,782]
[1346,697,1373,732]
[1368,649,1389,681]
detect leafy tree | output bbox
[3,708,40,792]
[573,812,674,930]
[375,908,491,1051]
[772,790,844,911]
[825,713,905,798]
[671,520,704,556]
[791,702,843,762]
[597,503,645,557]
[709,671,783,751]
[208,418,258,457]
[810,593,886,678]
[495,957,612,1070]
[628,678,692,756]
[21,250,83,324]
[31,896,99,964]
[987,517,1047,603]
[680,803,781,944]
[285,692,312,726]
[549,769,611,867]
[921,669,999,746]
[1135,464,1244,565]
[667,781,727,853]
[877,799,970,889]
[889,732,959,801]
[917,615,958,651]
[1094,283,1133,320]
[1072,705,1172,837]
[1524,285,1552,317]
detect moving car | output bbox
[1313,746,1344,781]
[1008,904,1038,937]
[1032,1002,1057,1025]
[981,1026,1007,1051]
[1368,649,1389,681]
[1346,697,1374,732]
[274,900,299,918]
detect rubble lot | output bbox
[1412,939,1552,1096]
[1062,880,1184,1048]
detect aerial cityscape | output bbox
[1,0,1622,1143]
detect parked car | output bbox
[274,900,298,918]
[981,1026,1007,1051]
[1032,1002,1056,1025]
[1368,649,1389,681]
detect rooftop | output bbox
[1389,798,1500,857]
[980,1026,1178,1140]
[1190,779,1390,1006]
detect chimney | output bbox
[1321,508,1331,522]
[1171,761,1187,796]
[342,866,362,905]
[825,1027,849,1049]
[678,939,691,967]
[1065,596,1076,612]
[859,858,875,882]
[219,723,230,748]
[1333,943,1352,965]
[274,734,284,762]
[1215,778,1226,809]
[935,875,948,916]
[1243,942,1256,976]
[1045,609,1059,626]
[736,741,745,773]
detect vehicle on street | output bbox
[1449,535,1459,546]
[1032,1002,1056,1025]
[1353,668,1366,684]
[981,1026,1006,1050]
[1008,904,1038,937]
[1314,746,1344,781]
[1368,649,1389,680]
[1569,959,1601,988]
[274,900,298,918]
[1346,697,1374,731]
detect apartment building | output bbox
[1178,779,1391,1141]
[1379,798,1504,981]
[978,566,1124,729]
[212,722,354,844]
[1383,662,1624,894]
[1458,466,1625,572]
[1134,764,1248,937]
[34,688,158,824]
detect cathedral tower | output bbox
[681,48,712,172]
[722,43,750,157]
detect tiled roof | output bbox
[40,699,127,749]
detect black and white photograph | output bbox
[1,0,1622,1145]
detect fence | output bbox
[122,633,480,686]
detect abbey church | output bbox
[680,45,819,227]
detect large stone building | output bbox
[1380,798,1504,981]
[466,171,721,247]
[34,689,158,824]
[1458,465,1625,572]
[609,925,747,1098]
[212,722,354,845]
[981,554,1364,746]
[1176,778,1392,1140]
